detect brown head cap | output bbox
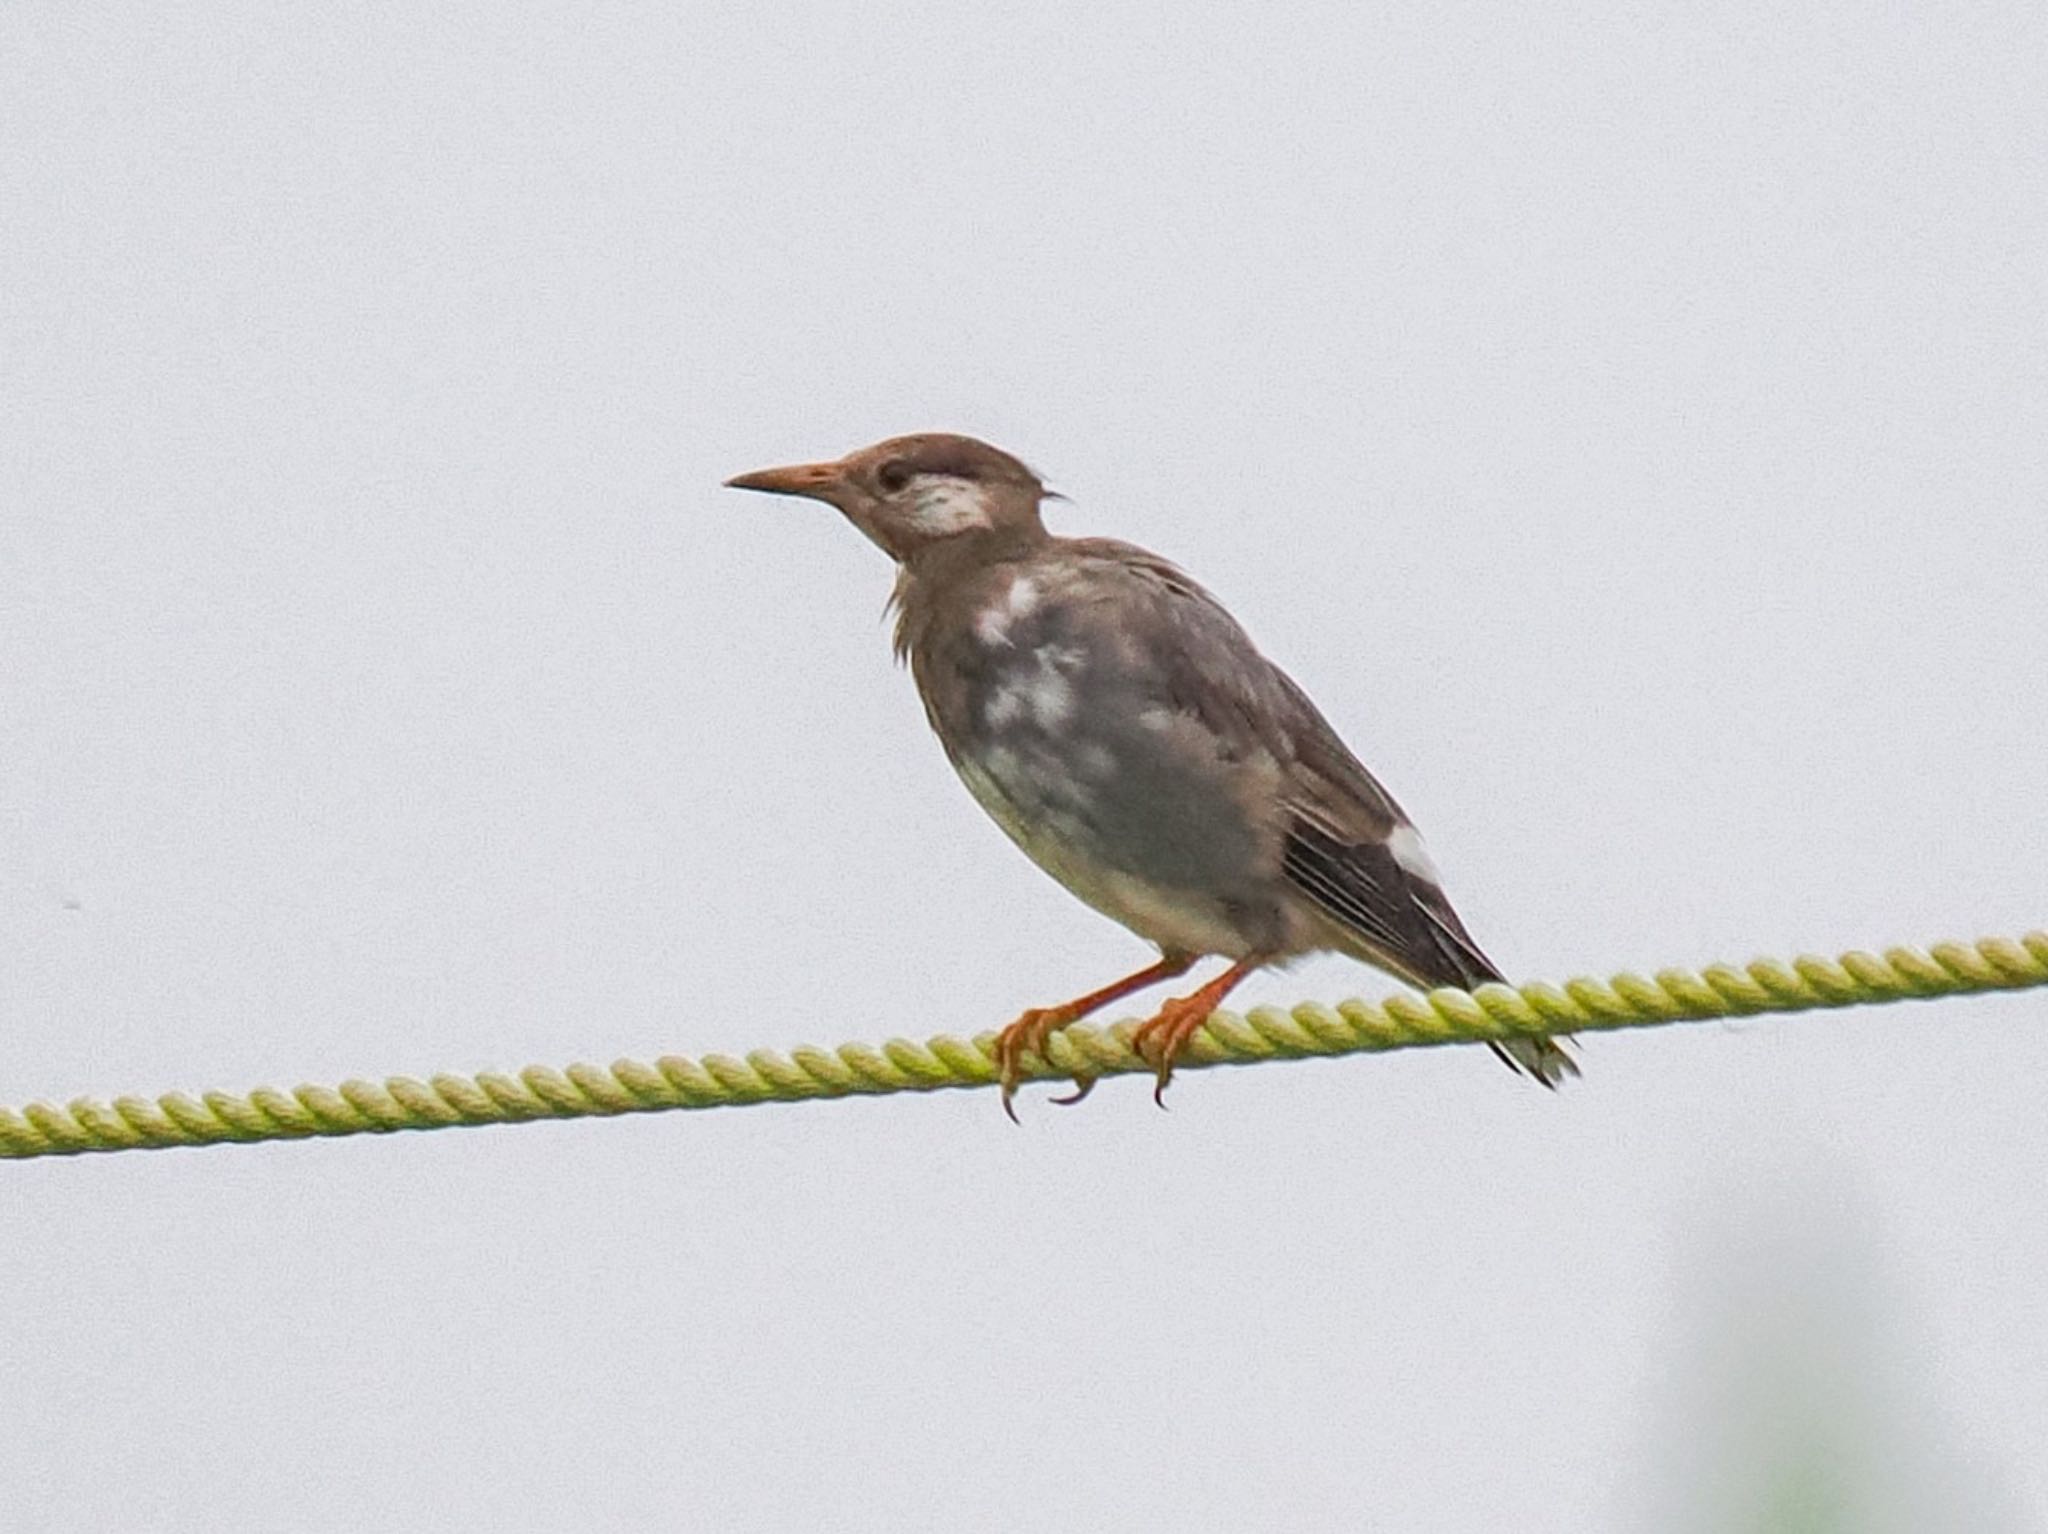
[725,433,1051,561]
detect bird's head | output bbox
[724,433,1053,561]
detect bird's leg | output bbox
[1130,955,1269,1108]
[994,952,1196,1122]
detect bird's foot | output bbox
[988,953,1199,1121]
[1128,955,1268,1107]
[1130,995,1215,1108]
[993,1006,1084,1124]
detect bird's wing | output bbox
[1267,662,1508,992]
[1049,538,1301,757]
[1056,545,1565,1077]
[1026,540,1495,987]
[1271,665,1580,1083]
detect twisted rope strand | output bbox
[4,931,2042,1162]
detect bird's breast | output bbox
[906,563,1289,957]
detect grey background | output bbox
[3,2,2044,1529]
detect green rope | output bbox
[4,931,2042,1162]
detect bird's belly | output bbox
[951,746,1268,959]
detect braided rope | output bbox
[4,932,2042,1162]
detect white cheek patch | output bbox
[1386,823,1443,885]
[908,476,996,537]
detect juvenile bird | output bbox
[725,433,1574,1116]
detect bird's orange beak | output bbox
[723,460,847,501]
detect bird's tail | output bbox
[1419,922,1579,1088]
[1489,1034,1579,1089]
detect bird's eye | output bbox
[876,459,912,493]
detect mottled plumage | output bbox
[726,432,1574,1111]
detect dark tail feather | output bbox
[1280,819,1578,1087]
[1426,923,1579,1089]
[1487,1035,1579,1088]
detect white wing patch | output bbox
[1386,823,1442,884]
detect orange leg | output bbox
[1130,955,1270,1108]
[995,952,1196,1122]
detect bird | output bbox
[724,433,1575,1116]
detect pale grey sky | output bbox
[3,2,2044,1529]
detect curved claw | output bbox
[1139,1024,1186,1107]
[993,1027,1032,1125]
[1049,1073,1097,1108]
